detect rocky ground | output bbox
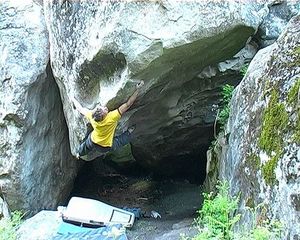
[17,162,204,240]
[70,162,204,239]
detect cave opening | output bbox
[68,145,208,227]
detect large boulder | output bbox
[221,15,300,238]
[0,1,79,215]
[43,0,273,177]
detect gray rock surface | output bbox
[17,210,61,240]
[43,0,271,176]
[0,196,10,218]
[220,15,300,238]
[257,0,300,47]
[1,0,299,224]
[0,0,79,215]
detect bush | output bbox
[193,181,240,240]
[240,63,249,77]
[181,181,283,240]
[0,211,24,240]
[217,84,235,127]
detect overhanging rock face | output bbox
[0,0,299,217]
[44,1,271,175]
[0,1,79,215]
[222,15,300,238]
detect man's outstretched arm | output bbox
[118,81,144,115]
[71,97,89,116]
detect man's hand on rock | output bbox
[136,80,144,90]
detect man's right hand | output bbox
[136,80,144,89]
[71,96,89,116]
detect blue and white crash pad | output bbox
[62,197,135,228]
[52,222,127,240]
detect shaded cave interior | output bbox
[68,139,211,221]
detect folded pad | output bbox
[52,222,127,240]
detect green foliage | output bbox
[218,107,231,126]
[240,63,249,77]
[182,181,240,240]
[0,211,24,240]
[237,221,282,240]
[181,182,283,240]
[218,84,235,127]
[195,181,240,240]
[221,84,235,105]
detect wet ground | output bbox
[70,162,204,239]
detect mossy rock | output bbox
[259,88,288,185]
[259,89,288,155]
[287,78,300,143]
[287,46,300,67]
[262,153,281,185]
[287,78,300,106]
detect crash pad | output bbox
[52,222,127,240]
[62,197,135,228]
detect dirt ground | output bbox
[70,163,204,239]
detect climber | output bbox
[71,80,144,159]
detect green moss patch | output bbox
[259,80,300,184]
[287,78,300,106]
[259,89,288,185]
[259,89,288,155]
[287,79,300,144]
[261,153,281,185]
[288,46,300,67]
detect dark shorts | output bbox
[78,131,131,157]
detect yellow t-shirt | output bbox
[85,109,121,147]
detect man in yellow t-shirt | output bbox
[72,81,144,159]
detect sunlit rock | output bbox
[221,15,300,238]
[0,0,79,215]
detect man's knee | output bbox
[78,136,93,156]
[78,142,86,156]
[112,132,131,151]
